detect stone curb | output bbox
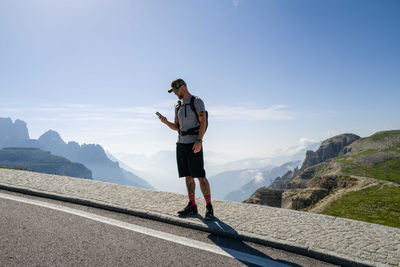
[0,183,379,267]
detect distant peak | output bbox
[41,129,61,137]
[39,130,66,145]
[0,117,30,140]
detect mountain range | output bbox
[244,130,400,227]
[0,147,92,179]
[0,117,154,189]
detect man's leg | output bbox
[199,177,213,220]
[185,176,195,195]
[178,176,198,216]
[198,177,210,197]
[185,176,196,206]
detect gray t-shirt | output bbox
[175,95,206,144]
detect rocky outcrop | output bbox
[269,167,300,189]
[245,133,362,210]
[244,188,284,207]
[0,118,29,148]
[281,188,330,210]
[301,133,360,170]
[267,134,359,191]
[341,130,400,155]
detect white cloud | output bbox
[271,137,319,157]
[298,137,318,147]
[209,104,293,121]
[1,103,172,123]
[254,172,264,184]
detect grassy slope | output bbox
[318,130,400,228]
[369,130,400,141]
[321,185,400,228]
[336,150,400,184]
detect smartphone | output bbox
[156,112,162,118]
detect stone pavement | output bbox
[0,169,399,267]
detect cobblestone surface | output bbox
[1,169,399,267]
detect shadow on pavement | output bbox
[202,217,301,267]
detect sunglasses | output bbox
[172,84,183,93]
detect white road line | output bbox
[0,192,288,267]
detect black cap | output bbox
[168,78,186,93]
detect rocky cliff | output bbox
[0,118,30,148]
[267,134,360,191]
[268,167,300,190]
[301,133,360,170]
[244,188,284,207]
[245,133,368,209]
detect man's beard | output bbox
[178,93,184,100]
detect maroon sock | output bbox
[189,193,196,206]
[204,194,211,205]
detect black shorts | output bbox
[176,143,206,178]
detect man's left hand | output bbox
[192,142,202,153]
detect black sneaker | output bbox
[178,202,198,217]
[205,204,214,221]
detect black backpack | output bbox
[175,95,208,136]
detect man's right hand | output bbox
[160,117,179,131]
[160,116,167,124]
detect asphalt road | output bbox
[0,190,338,266]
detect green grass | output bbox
[341,157,400,184]
[321,185,400,228]
[369,130,400,141]
[366,158,400,184]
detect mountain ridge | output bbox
[244,130,400,227]
[0,117,154,189]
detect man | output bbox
[159,78,214,221]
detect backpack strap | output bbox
[190,96,200,123]
[175,101,181,130]
[175,100,182,111]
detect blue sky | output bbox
[1,0,399,159]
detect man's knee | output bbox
[198,177,208,184]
